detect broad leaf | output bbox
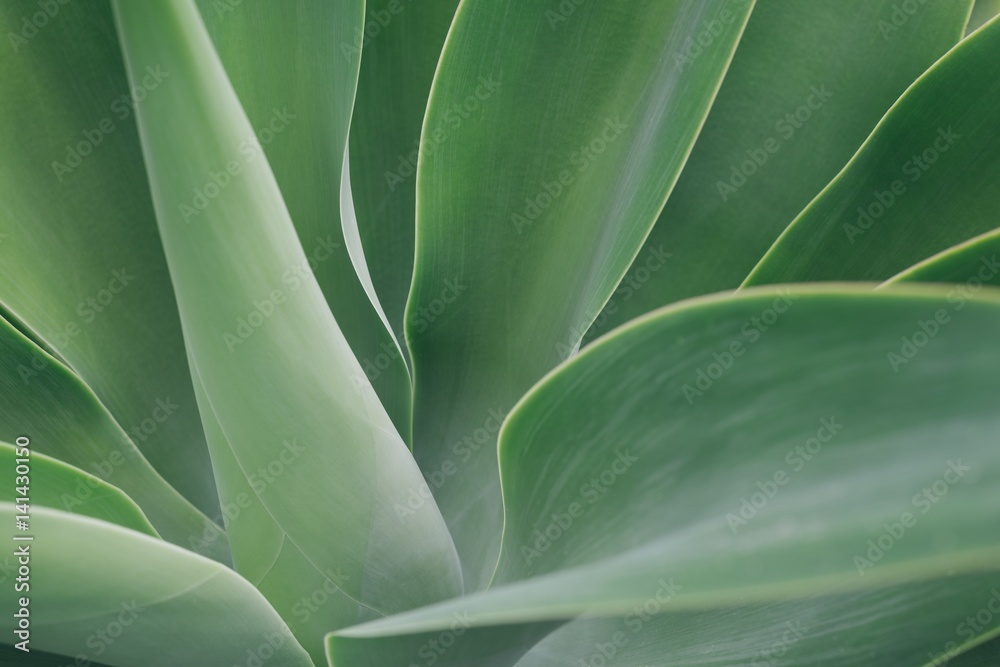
[195,0,412,438]
[329,286,1000,664]
[408,0,754,590]
[0,316,227,562]
[0,440,156,537]
[743,17,1000,287]
[349,0,461,354]
[586,0,971,340]
[0,505,313,667]
[885,227,1000,286]
[0,0,218,514]
[111,0,463,637]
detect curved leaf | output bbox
[0,0,218,515]
[328,286,1000,665]
[112,0,463,625]
[586,0,971,339]
[0,505,313,667]
[0,315,227,562]
[885,227,1000,286]
[408,0,754,590]
[348,0,461,353]
[743,17,1000,288]
[195,0,412,438]
[0,441,156,537]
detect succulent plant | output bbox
[2,0,1000,665]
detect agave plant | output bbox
[3,0,1000,664]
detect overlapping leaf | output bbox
[586,0,971,339]
[744,16,1000,287]
[111,0,462,655]
[407,0,754,590]
[0,0,218,514]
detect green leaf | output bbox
[407,0,754,590]
[329,286,1000,663]
[194,0,412,439]
[0,440,157,537]
[348,0,461,354]
[743,16,1000,288]
[884,227,1000,286]
[967,0,1000,35]
[0,316,228,563]
[0,0,219,516]
[0,505,313,667]
[111,0,462,628]
[585,0,971,340]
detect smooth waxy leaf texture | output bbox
[0,441,156,536]
[329,287,1000,664]
[968,0,1000,34]
[586,0,971,339]
[885,228,1000,287]
[744,16,1000,287]
[0,316,227,562]
[408,0,753,590]
[349,0,461,351]
[195,0,412,437]
[0,0,218,515]
[112,0,462,644]
[0,505,313,667]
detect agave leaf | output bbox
[111,0,463,627]
[0,316,227,562]
[968,0,1000,35]
[0,0,218,516]
[408,0,754,590]
[329,286,1000,664]
[585,0,971,340]
[348,0,461,354]
[0,505,313,667]
[884,227,1000,286]
[194,0,412,438]
[508,575,1000,667]
[743,16,1000,288]
[0,441,156,536]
